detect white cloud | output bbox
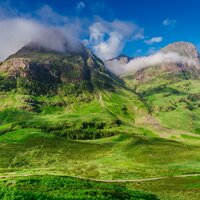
[0,4,86,61]
[0,3,144,64]
[106,52,197,75]
[163,19,177,26]
[145,37,163,45]
[0,18,82,61]
[77,1,86,11]
[133,33,145,40]
[86,19,144,60]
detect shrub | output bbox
[0,176,159,200]
[122,105,128,114]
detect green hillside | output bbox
[124,65,200,139]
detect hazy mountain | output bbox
[105,54,134,75]
[125,42,200,83]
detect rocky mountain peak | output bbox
[161,41,199,59]
[108,54,133,65]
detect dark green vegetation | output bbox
[1,42,200,199]
[0,176,158,200]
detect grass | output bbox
[0,129,48,143]
[126,176,200,200]
[0,88,149,140]
[181,134,200,140]
[125,77,200,135]
[1,131,200,180]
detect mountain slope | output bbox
[0,43,149,140]
[122,42,200,135]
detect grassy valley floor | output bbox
[0,129,200,199]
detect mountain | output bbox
[0,42,144,133]
[1,41,200,134]
[106,42,200,83]
[107,54,134,64]
[161,41,200,59]
[0,43,117,95]
[122,42,200,135]
[133,42,200,83]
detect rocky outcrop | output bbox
[161,42,200,59]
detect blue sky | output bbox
[0,0,200,60]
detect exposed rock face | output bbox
[1,58,30,77]
[108,54,133,65]
[161,42,199,59]
[160,41,200,70]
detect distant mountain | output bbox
[161,42,200,59]
[105,54,134,75]
[128,42,200,83]
[107,54,134,64]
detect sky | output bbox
[0,0,200,61]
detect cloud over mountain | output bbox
[106,51,197,75]
[0,2,145,62]
[84,19,144,60]
[0,17,82,61]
